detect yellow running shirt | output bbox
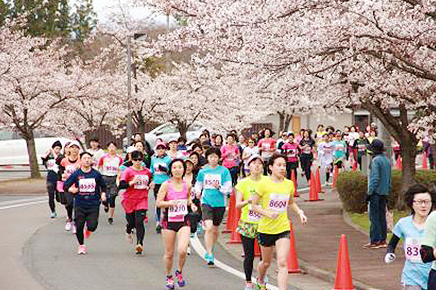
[235,175,268,224]
[255,177,294,235]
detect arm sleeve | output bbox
[63,172,77,192]
[98,173,107,193]
[194,171,204,193]
[118,169,130,190]
[368,158,380,195]
[386,234,400,254]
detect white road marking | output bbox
[190,235,279,290]
[0,198,47,210]
[0,196,47,207]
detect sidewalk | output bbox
[0,178,46,195]
[218,187,404,290]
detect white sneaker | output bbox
[187,245,191,255]
[71,222,76,234]
[65,220,72,231]
[77,245,87,255]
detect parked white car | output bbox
[123,123,206,150]
[0,131,71,165]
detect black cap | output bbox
[52,140,62,149]
[368,139,385,154]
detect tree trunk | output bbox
[397,134,417,209]
[24,130,41,179]
[278,111,285,132]
[177,121,188,141]
[284,114,292,132]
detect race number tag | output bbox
[169,200,188,222]
[134,175,149,189]
[47,159,58,172]
[103,158,119,176]
[303,145,311,154]
[267,194,289,213]
[154,162,167,175]
[204,174,221,189]
[79,178,96,194]
[287,149,297,158]
[65,165,77,177]
[262,143,270,150]
[405,237,422,263]
[247,205,262,222]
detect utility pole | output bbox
[126,36,133,147]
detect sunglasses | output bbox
[132,158,142,161]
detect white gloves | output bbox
[384,253,396,264]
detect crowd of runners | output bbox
[40,125,436,290]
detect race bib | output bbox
[247,205,262,222]
[103,158,119,176]
[303,145,311,154]
[336,144,344,152]
[287,149,297,158]
[47,159,58,172]
[154,162,167,175]
[168,200,188,222]
[405,237,422,263]
[134,174,149,189]
[267,193,289,213]
[204,174,221,189]
[65,165,77,177]
[262,143,270,150]
[79,178,96,194]
[358,144,366,151]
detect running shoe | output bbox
[135,244,144,255]
[65,220,72,231]
[187,245,191,256]
[174,270,186,287]
[125,232,133,244]
[71,222,76,234]
[205,253,215,267]
[50,212,57,218]
[375,241,387,248]
[156,224,162,234]
[84,229,92,239]
[362,242,379,249]
[108,217,113,225]
[104,205,109,213]
[244,282,255,290]
[255,278,266,290]
[77,245,87,255]
[165,276,175,290]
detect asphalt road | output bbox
[0,194,305,290]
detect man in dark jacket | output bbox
[364,139,391,249]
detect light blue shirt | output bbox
[195,165,232,207]
[393,216,431,289]
[150,155,172,185]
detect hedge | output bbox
[336,169,436,213]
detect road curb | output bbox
[342,210,370,236]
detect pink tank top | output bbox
[166,180,189,222]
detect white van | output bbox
[0,131,70,165]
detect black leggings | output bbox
[429,269,436,290]
[286,161,298,180]
[300,154,313,181]
[47,182,56,212]
[126,210,147,245]
[75,206,99,245]
[65,192,74,221]
[102,176,117,208]
[241,235,260,282]
[154,185,162,223]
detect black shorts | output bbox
[162,215,191,232]
[258,231,290,247]
[201,204,225,226]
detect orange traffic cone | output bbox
[291,171,299,197]
[306,173,323,202]
[332,165,339,189]
[315,167,321,193]
[254,238,261,257]
[227,209,241,244]
[223,190,236,233]
[333,234,354,290]
[287,223,302,273]
[396,156,403,170]
[423,153,428,169]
